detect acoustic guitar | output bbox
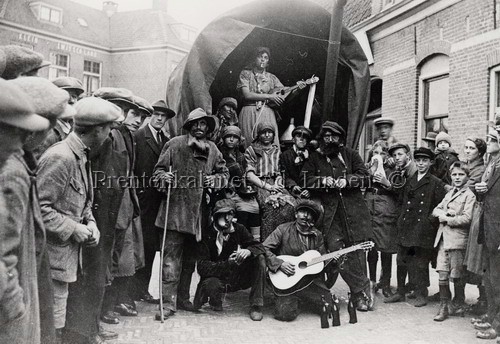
[268,241,374,296]
[268,75,319,108]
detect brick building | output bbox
[314,0,500,159]
[0,0,195,102]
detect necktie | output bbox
[157,130,163,146]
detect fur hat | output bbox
[0,78,49,131]
[10,77,75,121]
[435,131,452,146]
[74,97,124,126]
[218,97,238,110]
[0,45,50,80]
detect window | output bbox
[83,60,101,95]
[489,65,500,123]
[418,54,450,146]
[30,3,62,25]
[48,53,69,79]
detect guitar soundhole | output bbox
[298,261,307,269]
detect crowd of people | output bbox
[1,43,500,344]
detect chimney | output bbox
[102,1,118,17]
[152,0,168,13]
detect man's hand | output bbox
[234,249,251,264]
[266,183,284,193]
[204,175,216,188]
[162,172,175,184]
[475,182,488,194]
[373,172,390,188]
[73,224,91,243]
[324,176,335,188]
[335,178,347,189]
[85,222,100,247]
[296,80,307,90]
[279,261,295,276]
[300,189,310,198]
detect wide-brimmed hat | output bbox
[52,76,85,96]
[0,78,49,131]
[182,108,216,133]
[388,142,411,156]
[212,199,236,216]
[295,199,323,222]
[74,97,124,126]
[373,117,394,127]
[319,121,346,138]
[0,45,50,80]
[292,126,313,139]
[11,77,75,121]
[413,147,435,160]
[152,100,176,118]
[132,95,154,116]
[93,87,138,110]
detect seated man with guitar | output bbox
[263,199,335,321]
[193,199,267,321]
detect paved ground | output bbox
[105,268,490,344]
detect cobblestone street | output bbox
[105,270,487,344]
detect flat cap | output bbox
[183,108,216,133]
[0,78,49,131]
[0,45,50,80]
[218,97,238,110]
[295,199,323,222]
[11,77,75,121]
[74,97,124,126]
[320,121,346,138]
[93,87,138,110]
[152,100,175,118]
[373,117,394,127]
[220,125,241,139]
[52,76,85,95]
[132,95,154,116]
[292,125,313,139]
[413,147,435,160]
[388,142,411,155]
[212,199,236,216]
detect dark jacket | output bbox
[480,158,500,252]
[197,223,265,279]
[279,146,309,192]
[431,149,459,184]
[302,147,372,242]
[397,172,446,248]
[0,151,55,344]
[218,145,245,189]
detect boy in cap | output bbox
[373,117,397,146]
[37,97,122,344]
[133,99,175,303]
[153,108,228,320]
[389,147,446,307]
[193,199,266,320]
[431,131,459,186]
[264,199,334,321]
[302,121,374,311]
[279,125,313,199]
[0,79,53,344]
[0,45,51,79]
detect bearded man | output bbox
[301,121,374,311]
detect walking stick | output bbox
[159,166,172,323]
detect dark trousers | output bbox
[161,230,197,311]
[134,221,162,297]
[397,246,432,293]
[484,248,500,331]
[367,249,393,285]
[194,254,266,308]
[274,280,333,321]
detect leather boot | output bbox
[433,299,449,322]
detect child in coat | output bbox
[432,161,476,321]
[431,131,459,186]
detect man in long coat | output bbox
[133,100,175,301]
[302,121,373,311]
[153,108,228,319]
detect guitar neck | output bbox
[308,245,361,266]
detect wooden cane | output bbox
[159,166,172,323]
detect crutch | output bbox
[159,166,172,323]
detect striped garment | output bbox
[244,143,281,178]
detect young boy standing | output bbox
[431,161,476,321]
[394,147,446,307]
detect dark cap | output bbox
[152,100,176,118]
[413,147,435,160]
[212,199,236,216]
[295,199,323,222]
[388,142,411,156]
[221,125,241,139]
[182,108,216,133]
[320,121,346,138]
[292,126,313,139]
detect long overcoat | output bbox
[302,147,373,243]
[479,159,500,252]
[397,172,446,249]
[154,135,228,241]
